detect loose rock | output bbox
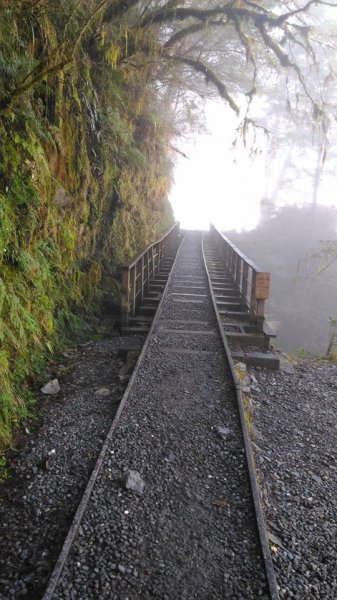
[41,379,60,395]
[124,469,146,495]
[95,388,110,396]
[216,425,231,439]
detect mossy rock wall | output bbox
[0,4,174,453]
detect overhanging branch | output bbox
[172,55,240,114]
[273,0,337,27]
[164,19,227,49]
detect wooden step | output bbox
[210,277,232,283]
[231,351,280,370]
[129,316,153,324]
[142,297,160,305]
[213,290,238,297]
[121,326,150,335]
[216,301,242,308]
[219,311,250,319]
[138,305,157,315]
[225,332,270,349]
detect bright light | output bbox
[169,100,337,231]
[169,102,265,231]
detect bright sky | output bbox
[169,101,266,231]
[169,100,337,232]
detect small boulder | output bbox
[119,364,134,384]
[250,423,263,442]
[125,469,146,494]
[241,382,251,393]
[168,451,177,463]
[216,425,231,439]
[40,449,56,470]
[95,388,110,396]
[41,379,60,395]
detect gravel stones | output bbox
[50,232,269,600]
[0,334,145,600]
[249,360,337,598]
[4,230,334,598]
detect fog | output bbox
[169,91,337,356]
[225,203,337,355]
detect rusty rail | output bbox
[210,224,270,330]
[121,223,180,326]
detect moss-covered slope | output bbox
[0,2,174,455]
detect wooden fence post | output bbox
[121,267,130,327]
[254,272,270,331]
[145,249,150,294]
[242,262,249,307]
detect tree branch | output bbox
[0,57,73,115]
[164,19,227,49]
[231,12,256,65]
[257,21,292,67]
[172,55,240,114]
[164,142,190,159]
[273,0,337,27]
[142,6,232,27]
[256,21,320,117]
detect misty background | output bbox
[170,98,337,356]
[166,4,337,357]
[225,203,337,355]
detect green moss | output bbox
[0,2,174,469]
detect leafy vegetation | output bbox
[0,1,174,460]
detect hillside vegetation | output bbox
[0,1,173,457]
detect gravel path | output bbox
[0,334,145,600]
[248,359,337,599]
[3,229,336,600]
[50,232,269,600]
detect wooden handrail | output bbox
[121,222,180,326]
[210,224,270,330]
[122,222,179,270]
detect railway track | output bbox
[43,230,279,599]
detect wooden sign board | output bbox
[255,272,270,300]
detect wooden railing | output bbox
[210,224,270,330]
[121,223,180,326]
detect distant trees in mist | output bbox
[226,203,337,354]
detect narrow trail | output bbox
[45,231,273,599]
[2,229,337,600]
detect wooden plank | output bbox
[159,329,216,335]
[172,293,207,297]
[121,267,130,327]
[231,351,280,370]
[162,319,212,325]
[255,272,270,300]
[161,348,213,355]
